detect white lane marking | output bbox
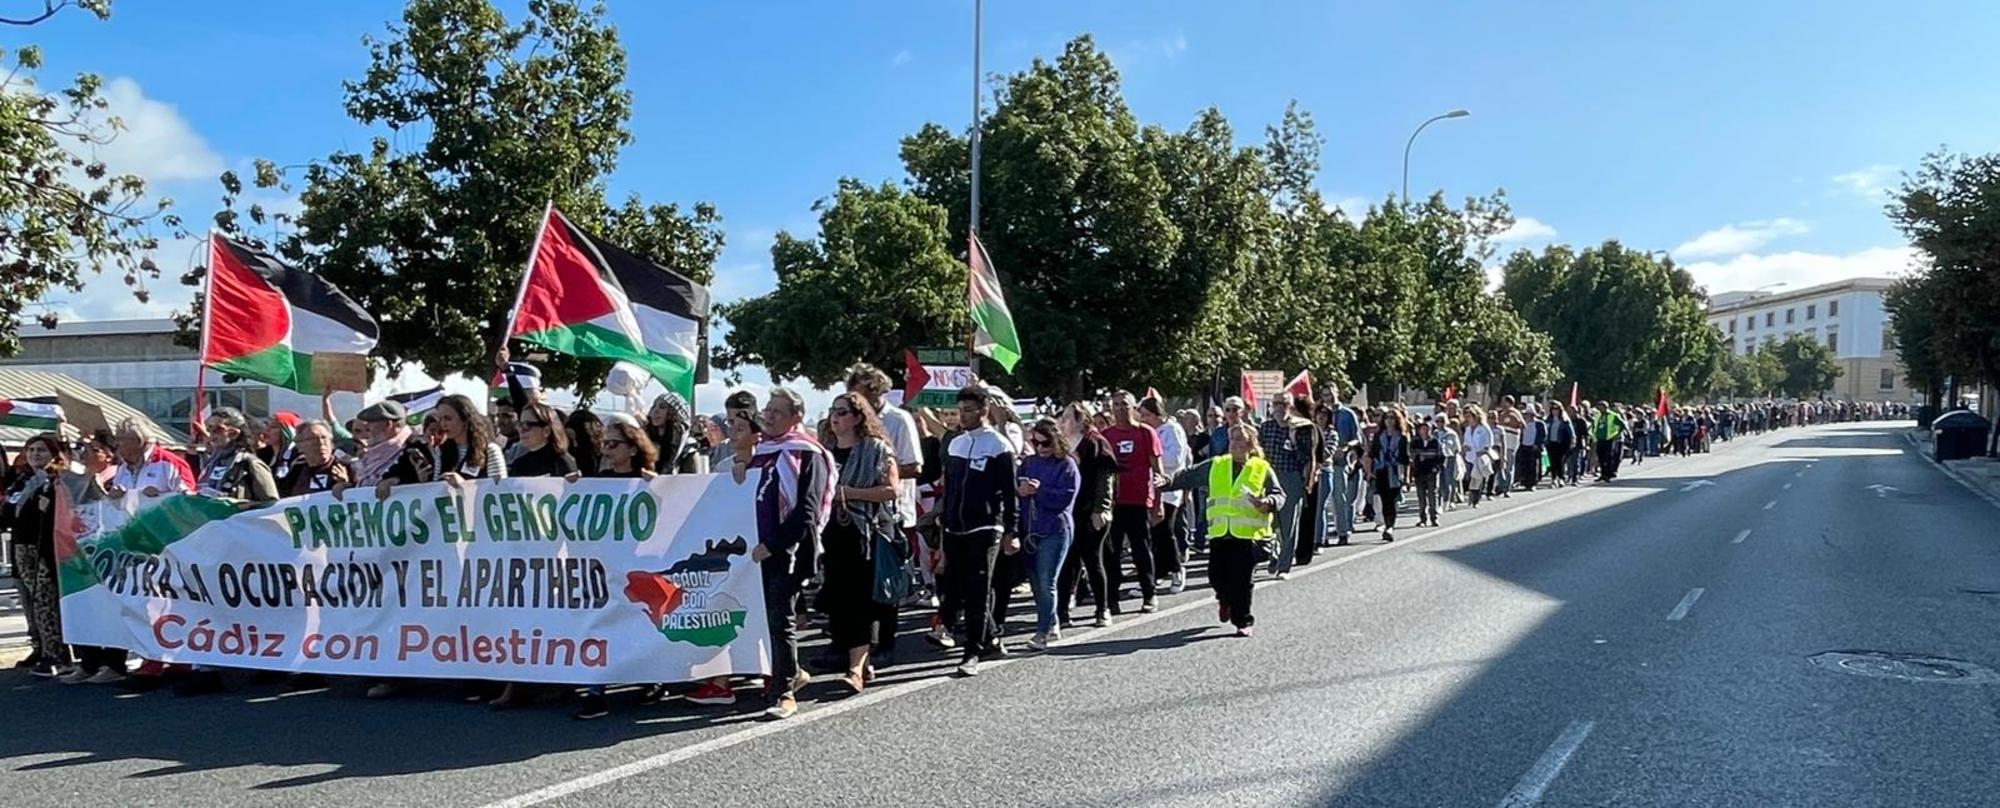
[1794,471,1805,478]
[1497,719,1597,808]
[1731,529,1752,544]
[484,452,1709,807]
[1782,482,1793,490]
[1762,500,1777,510]
[1666,587,1706,621]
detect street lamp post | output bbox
[1401,108,1470,208]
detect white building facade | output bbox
[0,319,362,434]
[1704,277,1915,402]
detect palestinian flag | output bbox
[506,206,710,402]
[969,233,1021,373]
[389,386,445,425]
[0,397,63,431]
[201,234,379,394]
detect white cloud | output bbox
[891,49,913,67]
[1493,216,1557,244]
[1680,246,1916,296]
[1109,32,1188,70]
[1831,164,1898,199]
[81,78,225,184]
[1324,195,1372,221]
[1672,218,1811,259]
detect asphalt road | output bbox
[5,421,1998,807]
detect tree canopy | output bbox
[1884,149,2000,401]
[1500,242,1715,403]
[184,0,723,394]
[1,0,179,355]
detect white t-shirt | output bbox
[878,401,922,527]
[1154,419,1190,507]
[112,453,190,496]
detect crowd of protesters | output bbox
[0,362,1909,720]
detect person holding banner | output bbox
[281,421,353,498]
[107,418,194,499]
[435,395,507,484]
[1,434,74,678]
[821,392,900,694]
[484,401,579,711]
[570,415,658,720]
[175,408,281,696]
[343,400,435,499]
[707,389,831,719]
[645,392,693,475]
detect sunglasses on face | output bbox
[603,439,630,449]
[832,408,856,417]
[521,419,548,429]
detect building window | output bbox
[1786,308,1796,324]
[1728,319,1736,334]
[1806,303,1816,320]
[1879,369,1895,390]
[1826,331,1838,352]
[1766,312,1775,327]
[1829,299,1839,317]
[1745,316,1754,331]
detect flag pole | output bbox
[498,201,556,388]
[191,231,218,438]
[966,0,983,378]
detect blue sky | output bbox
[20,0,2000,407]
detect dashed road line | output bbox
[1731,529,1752,544]
[1497,719,1597,807]
[1762,500,1777,510]
[1782,482,1792,490]
[1666,587,1705,621]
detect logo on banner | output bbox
[622,537,750,648]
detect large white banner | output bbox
[56,474,771,684]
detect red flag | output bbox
[1443,385,1456,403]
[1569,382,1579,411]
[1285,370,1312,400]
[903,349,931,403]
[1656,388,1669,418]
[1239,371,1258,414]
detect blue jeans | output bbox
[1313,467,1337,542]
[1270,469,1308,574]
[1026,526,1074,636]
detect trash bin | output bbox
[1916,404,1939,430]
[1933,410,1992,462]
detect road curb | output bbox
[1903,430,2000,512]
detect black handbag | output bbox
[870,529,912,606]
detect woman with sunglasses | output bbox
[820,393,900,693]
[1015,419,1079,649]
[479,401,577,711]
[567,415,658,720]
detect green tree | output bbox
[188,0,721,393]
[899,36,1184,399]
[1886,150,2000,397]
[1394,191,1514,395]
[718,179,966,387]
[2,0,182,355]
[1765,333,1840,398]
[1883,273,1946,405]
[1500,241,1714,402]
[1467,297,1561,396]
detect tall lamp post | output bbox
[1401,108,1470,208]
[967,0,984,375]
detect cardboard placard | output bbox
[57,388,108,437]
[310,353,371,393]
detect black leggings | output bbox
[1375,477,1403,530]
[1058,513,1111,620]
[1209,540,1258,628]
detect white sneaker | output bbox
[1169,571,1187,594]
[59,668,91,685]
[85,668,127,685]
[1092,613,1112,628]
[925,625,958,649]
[956,658,981,677]
[1276,571,1292,581]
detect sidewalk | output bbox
[1,579,27,666]
[1908,429,2000,510]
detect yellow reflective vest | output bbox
[1205,455,1275,540]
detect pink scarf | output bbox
[357,425,413,485]
[752,427,835,536]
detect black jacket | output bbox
[941,426,1018,537]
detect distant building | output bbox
[1704,277,1915,402]
[0,318,361,431]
